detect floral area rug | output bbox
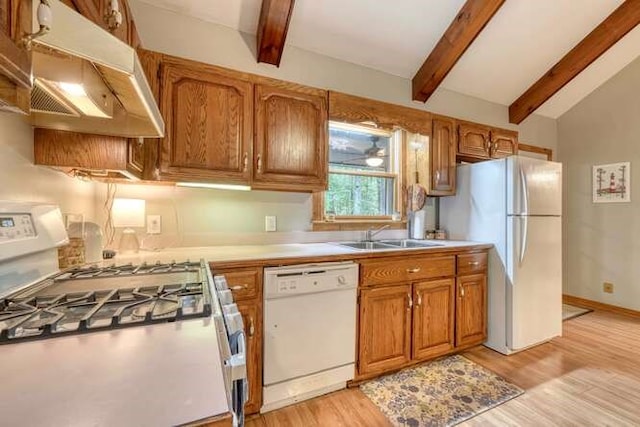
[360,354,524,427]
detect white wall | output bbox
[558,56,640,311]
[0,112,96,220]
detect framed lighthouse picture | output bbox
[593,162,631,203]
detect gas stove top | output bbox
[0,261,212,344]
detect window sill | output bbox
[311,219,407,232]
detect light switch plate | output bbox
[265,216,277,232]
[147,215,161,234]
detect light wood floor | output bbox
[247,309,640,426]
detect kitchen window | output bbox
[312,122,404,230]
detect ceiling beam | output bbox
[509,0,640,124]
[412,0,505,103]
[256,0,296,66]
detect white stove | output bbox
[0,201,246,426]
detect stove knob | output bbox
[337,275,347,285]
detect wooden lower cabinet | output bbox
[356,252,488,379]
[455,273,487,347]
[236,300,262,415]
[412,279,455,360]
[358,285,412,375]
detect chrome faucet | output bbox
[364,224,390,241]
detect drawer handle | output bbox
[230,284,249,291]
[468,261,480,266]
[407,293,413,310]
[249,316,255,337]
[406,267,421,273]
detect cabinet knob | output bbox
[406,267,421,273]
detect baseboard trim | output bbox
[563,294,640,319]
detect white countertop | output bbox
[0,318,229,427]
[110,240,490,265]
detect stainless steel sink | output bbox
[378,239,443,248]
[337,241,394,250]
[335,240,443,250]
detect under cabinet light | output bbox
[176,182,252,191]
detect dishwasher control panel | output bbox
[264,262,358,298]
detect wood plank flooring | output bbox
[247,310,640,426]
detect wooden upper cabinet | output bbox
[457,121,520,161]
[412,279,455,360]
[159,58,253,184]
[456,273,487,347]
[490,128,518,158]
[358,285,412,375]
[0,0,31,114]
[429,116,456,196]
[253,83,328,191]
[457,122,491,159]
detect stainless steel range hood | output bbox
[29,0,164,138]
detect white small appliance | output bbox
[440,156,562,355]
[262,262,358,412]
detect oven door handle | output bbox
[228,329,247,382]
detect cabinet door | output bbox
[490,129,518,158]
[456,274,487,347]
[412,279,455,360]
[159,58,253,183]
[253,84,327,191]
[0,0,31,114]
[236,301,262,416]
[358,285,412,375]
[430,116,456,196]
[457,122,491,159]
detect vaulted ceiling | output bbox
[134,0,640,120]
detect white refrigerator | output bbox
[441,156,562,355]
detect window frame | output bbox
[311,122,407,231]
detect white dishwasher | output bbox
[262,261,358,413]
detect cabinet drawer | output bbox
[215,268,260,301]
[361,256,455,286]
[457,253,488,275]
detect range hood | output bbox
[29,0,164,138]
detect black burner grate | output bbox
[0,261,212,345]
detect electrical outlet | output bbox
[147,215,161,234]
[265,216,277,232]
[603,282,614,294]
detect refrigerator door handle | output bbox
[519,216,528,265]
[520,167,529,215]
